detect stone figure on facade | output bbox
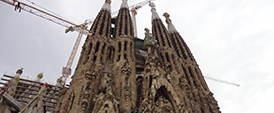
[143,28,158,57]
[152,96,174,113]
[100,72,114,95]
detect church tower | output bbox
[54,0,221,113]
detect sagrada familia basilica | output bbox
[0,0,220,112]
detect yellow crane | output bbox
[130,0,155,37]
[0,0,156,86]
[0,0,93,87]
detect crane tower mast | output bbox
[130,0,155,37]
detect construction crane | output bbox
[204,75,240,87]
[1,0,239,88]
[110,0,155,37]
[0,0,93,87]
[131,0,155,37]
[0,0,93,35]
[0,0,158,86]
[61,0,156,85]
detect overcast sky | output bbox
[1,0,274,112]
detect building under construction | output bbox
[0,0,221,112]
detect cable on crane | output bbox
[24,0,75,24]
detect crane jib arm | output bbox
[0,0,92,36]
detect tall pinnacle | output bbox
[163,12,178,33]
[120,0,129,9]
[149,1,160,21]
[101,0,111,13]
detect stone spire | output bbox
[89,0,112,37]
[150,2,173,49]
[149,1,160,21]
[163,12,196,61]
[113,0,134,37]
[163,12,178,33]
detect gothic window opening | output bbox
[152,23,158,42]
[165,53,170,62]
[119,12,123,35]
[101,43,106,63]
[120,82,122,98]
[107,46,115,62]
[124,54,127,60]
[69,94,75,111]
[95,42,100,53]
[117,55,120,61]
[125,10,128,35]
[188,67,194,78]
[130,42,134,61]
[118,42,121,52]
[136,76,143,108]
[155,87,169,101]
[101,43,106,54]
[149,75,153,88]
[182,66,191,85]
[124,41,127,51]
[136,68,144,74]
[88,43,93,55]
[93,56,97,61]
[172,55,177,66]
[160,54,164,60]
[106,14,110,37]
[100,56,103,64]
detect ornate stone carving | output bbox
[144,28,158,50]
[138,98,151,113]
[153,96,174,113]
[85,69,97,81]
[121,61,131,77]
[191,100,202,113]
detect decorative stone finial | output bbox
[143,28,158,49]
[105,0,111,4]
[101,0,111,12]
[149,1,156,9]
[120,0,129,9]
[16,68,23,75]
[163,12,171,24]
[37,73,44,79]
[57,77,62,83]
[163,12,178,33]
[149,1,160,21]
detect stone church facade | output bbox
[54,0,221,113]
